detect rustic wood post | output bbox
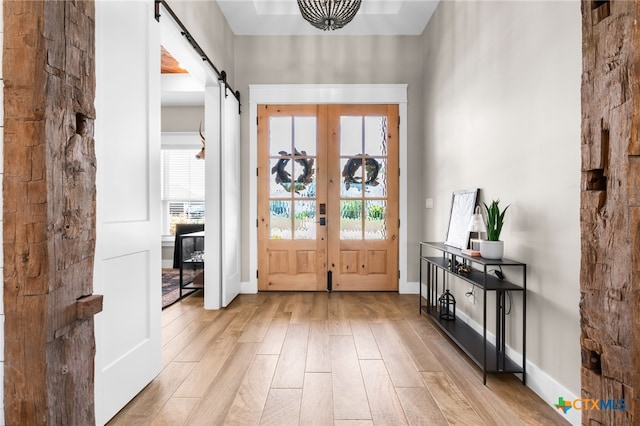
[581,0,638,423]
[3,1,98,424]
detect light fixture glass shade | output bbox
[297,0,362,31]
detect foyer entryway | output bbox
[257,104,399,291]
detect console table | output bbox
[178,231,205,298]
[419,242,526,385]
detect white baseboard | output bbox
[161,259,173,269]
[420,283,579,425]
[400,280,420,294]
[241,281,257,294]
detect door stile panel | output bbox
[258,105,328,291]
[328,105,399,291]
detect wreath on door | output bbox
[342,155,380,190]
[271,148,315,193]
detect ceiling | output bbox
[161,46,188,74]
[216,0,439,36]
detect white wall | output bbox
[165,0,235,80]
[421,0,582,418]
[161,106,204,132]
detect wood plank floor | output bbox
[107,292,569,426]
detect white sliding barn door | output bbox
[203,86,241,309]
[220,92,242,307]
[94,2,161,424]
[204,85,221,310]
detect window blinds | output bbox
[161,149,205,201]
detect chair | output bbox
[172,223,205,269]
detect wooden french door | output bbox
[258,104,398,291]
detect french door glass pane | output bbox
[294,117,317,156]
[363,157,386,197]
[292,156,316,198]
[340,200,362,240]
[365,200,386,240]
[294,200,316,240]
[270,200,292,239]
[340,116,363,155]
[364,116,387,156]
[270,158,293,198]
[340,157,364,197]
[270,117,292,155]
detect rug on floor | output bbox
[162,268,199,309]
[162,268,181,308]
[162,268,204,309]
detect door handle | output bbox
[319,217,326,226]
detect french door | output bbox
[257,104,398,291]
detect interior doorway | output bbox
[257,104,399,291]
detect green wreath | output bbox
[271,148,315,193]
[342,155,380,190]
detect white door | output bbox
[94,2,161,424]
[202,85,242,309]
[220,91,242,306]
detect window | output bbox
[161,148,205,235]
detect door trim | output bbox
[248,84,409,294]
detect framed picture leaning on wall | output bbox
[444,188,479,249]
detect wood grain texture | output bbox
[360,359,408,425]
[238,296,281,343]
[350,319,382,359]
[149,398,198,426]
[172,330,244,398]
[108,292,568,426]
[369,322,424,387]
[300,373,333,425]
[259,389,302,426]
[107,362,195,426]
[330,335,372,420]
[422,371,486,426]
[257,311,291,355]
[396,387,448,426]
[4,1,98,424]
[225,355,279,426]
[161,320,212,367]
[174,310,237,362]
[390,319,442,372]
[271,322,310,388]
[306,320,332,372]
[580,1,639,424]
[184,343,260,425]
[426,338,525,426]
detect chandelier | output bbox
[297,0,362,31]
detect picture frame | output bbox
[444,188,479,249]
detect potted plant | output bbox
[480,199,509,259]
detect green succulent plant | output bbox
[483,199,509,241]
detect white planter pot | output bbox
[480,240,504,259]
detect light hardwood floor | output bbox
[108,291,569,425]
